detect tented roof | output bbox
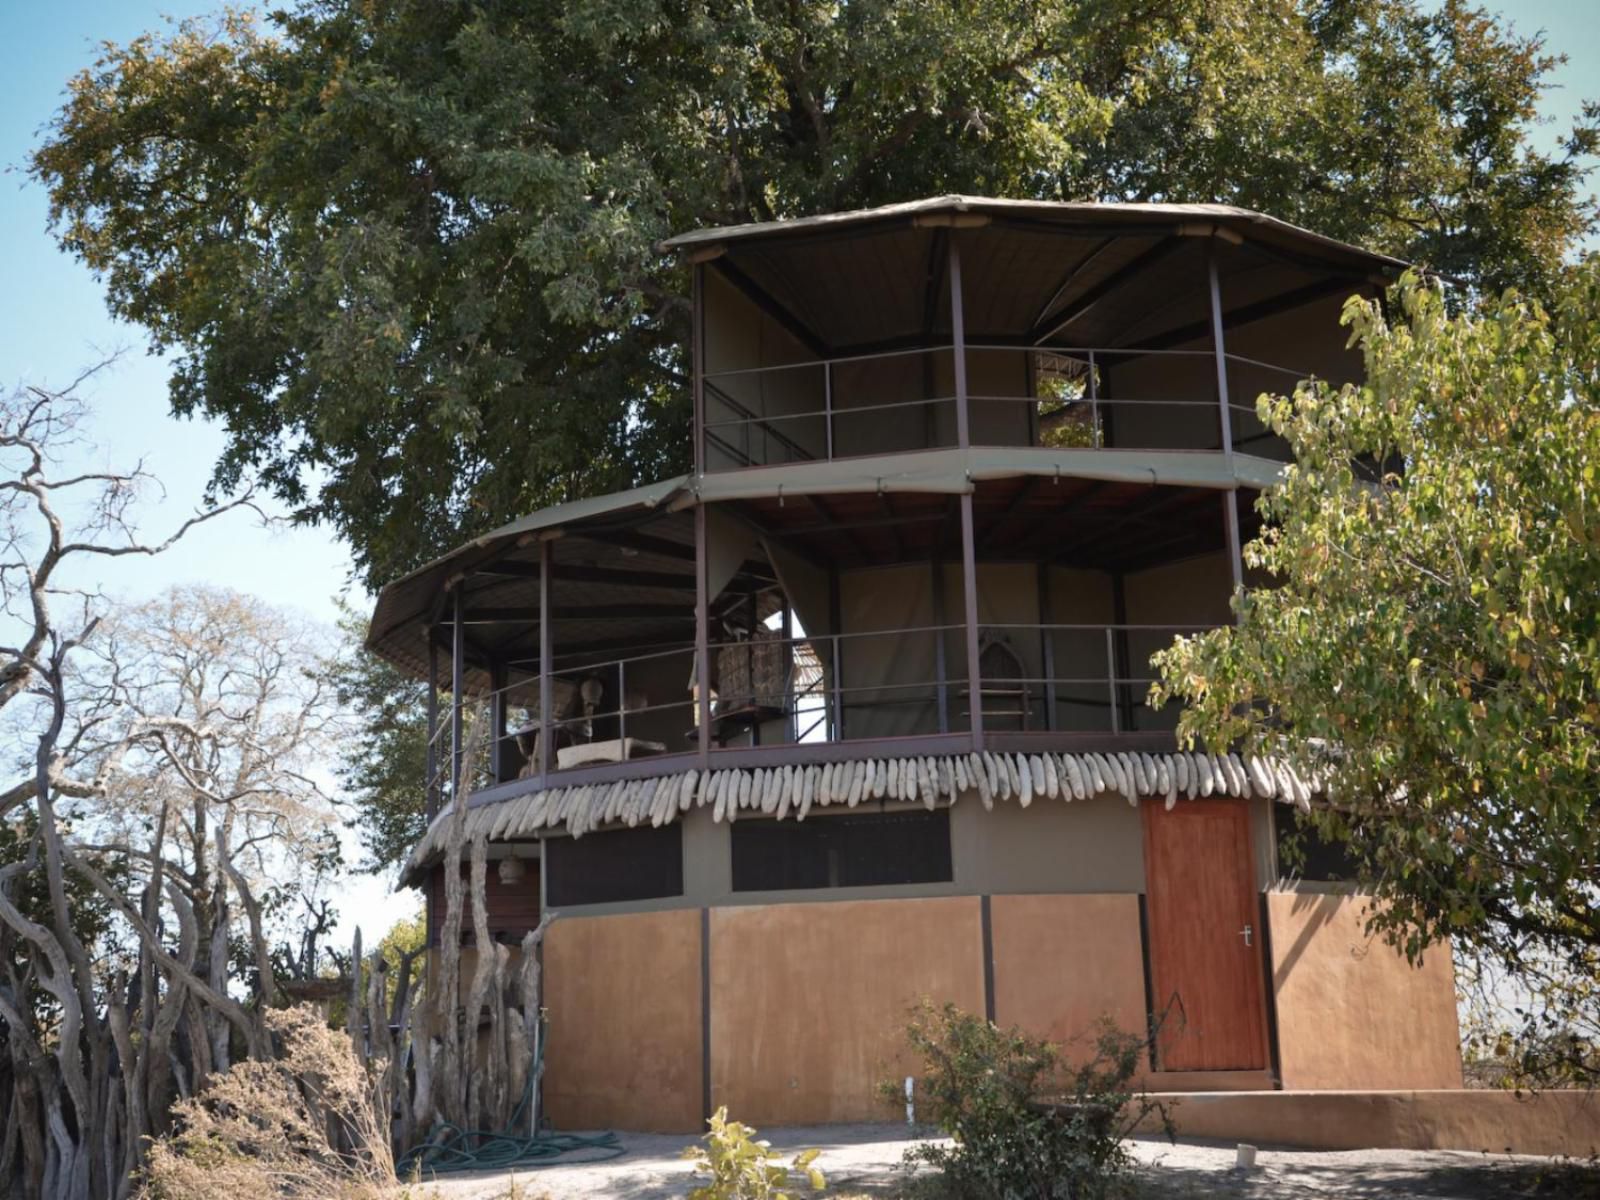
[663,196,1406,355]
[662,195,1406,272]
[366,476,694,688]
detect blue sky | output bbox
[0,1,357,622]
[2,1,1595,937]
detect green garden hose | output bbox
[396,1027,626,1176]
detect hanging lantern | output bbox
[497,853,526,886]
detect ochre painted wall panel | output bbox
[1267,891,1462,1090]
[543,908,704,1132]
[989,893,1148,1060]
[709,897,985,1125]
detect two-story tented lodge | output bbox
[371,197,1462,1133]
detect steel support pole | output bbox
[950,235,971,449]
[451,587,465,800]
[960,493,983,748]
[693,263,706,475]
[932,558,950,734]
[538,539,553,780]
[695,502,711,765]
[824,362,834,460]
[426,642,439,817]
[1208,241,1246,594]
[950,231,983,747]
[828,567,843,741]
[1207,242,1235,457]
[489,662,508,784]
[1038,564,1057,732]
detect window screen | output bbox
[545,823,683,906]
[1275,805,1359,883]
[731,808,952,892]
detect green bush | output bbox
[681,1106,825,1200]
[890,1002,1170,1200]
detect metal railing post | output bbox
[1087,349,1099,447]
[830,634,843,741]
[824,361,834,460]
[617,657,628,760]
[1105,626,1121,734]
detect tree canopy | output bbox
[32,0,1599,588]
[1152,261,1600,1082]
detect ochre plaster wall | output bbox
[708,897,985,1125]
[989,893,1147,1058]
[543,908,705,1132]
[1267,891,1462,1090]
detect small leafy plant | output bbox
[888,1001,1171,1200]
[682,1106,826,1200]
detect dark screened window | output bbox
[546,823,683,906]
[1275,805,1359,883]
[731,809,952,892]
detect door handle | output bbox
[1239,924,1253,947]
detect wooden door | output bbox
[1142,798,1267,1071]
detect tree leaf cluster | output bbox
[1152,260,1600,1081]
[31,0,1599,588]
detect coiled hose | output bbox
[396,1026,626,1176]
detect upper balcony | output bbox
[667,196,1402,471]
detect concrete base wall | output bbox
[1146,1088,1600,1158]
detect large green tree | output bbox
[1152,262,1600,1083]
[32,0,1598,589]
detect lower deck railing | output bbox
[429,621,1218,810]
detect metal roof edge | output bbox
[658,195,1409,274]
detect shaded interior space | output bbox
[697,212,1378,469]
[368,479,1261,803]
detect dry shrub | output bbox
[140,1005,395,1199]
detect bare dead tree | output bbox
[0,367,553,1197]
[0,366,355,1200]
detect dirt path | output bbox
[413,1124,1593,1200]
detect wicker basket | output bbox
[716,629,786,711]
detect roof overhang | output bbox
[660,195,1409,279]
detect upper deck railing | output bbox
[700,343,1311,470]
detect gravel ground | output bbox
[414,1123,1597,1200]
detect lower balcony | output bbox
[439,618,1218,809]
